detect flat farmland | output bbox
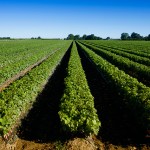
[0,40,149,150]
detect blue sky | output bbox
[0,0,150,38]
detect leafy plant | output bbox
[0,42,71,136]
[77,42,150,130]
[59,42,101,136]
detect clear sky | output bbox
[0,0,150,39]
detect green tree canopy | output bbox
[66,34,102,40]
[121,33,129,40]
[131,32,142,40]
[67,34,74,40]
[74,35,80,40]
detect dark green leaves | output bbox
[59,42,100,135]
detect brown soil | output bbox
[0,137,54,150]
[1,136,150,150]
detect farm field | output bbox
[85,40,150,54]
[0,40,150,150]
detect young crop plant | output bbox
[58,42,101,136]
[79,41,150,86]
[77,42,150,131]
[83,41,150,59]
[0,43,71,137]
[0,40,71,86]
[81,41,150,67]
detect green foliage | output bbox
[86,40,150,55]
[121,33,130,40]
[77,42,150,130]
[67,34,74,40]
[0,40,71,86]
[59,42,100,135]
[80,41,150,84]
[131,32,143,40]
[0,43,71,136]
[66,34,102,40]
[98,42,150,59]
[83,41,150,66]
[120,32,150,40]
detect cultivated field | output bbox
[0,40,150,149]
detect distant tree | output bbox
[38,36,41,39]
[96,37,103,40]
[67,34,74,40]
[131,32,143,40]
[66,34,102,40]
[144,36,148,40]
[85,35,90,40]
[82,34,87,40]
[0,37,11,40]
[106,37,110,40]
[74,35,80,40]
[147,34,150,40]
[121,33,129,40]
[90,34,95,40]
[143,34,150,41]
[86,34,95,40]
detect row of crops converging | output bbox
[0,41,150,144]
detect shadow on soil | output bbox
[76,43,149,146]
[17,44,72,143]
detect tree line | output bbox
[66,33,150,41]
[0,37,11,40]
[121,32,150,40]
[66,34,110,40]
[1,33,150,41]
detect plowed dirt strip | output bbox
[0,48,60,92]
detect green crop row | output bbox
[84,40,150,59]
[79,41,150,86]
[77,42,150,130]
[102,45,150,59]
[0,46,58,86]
[0,40,71,86]
[0,40,65,67]
[0,43,70,136]
[58,42,100,135]
[81,41,150,66]
[85,40,150,54]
